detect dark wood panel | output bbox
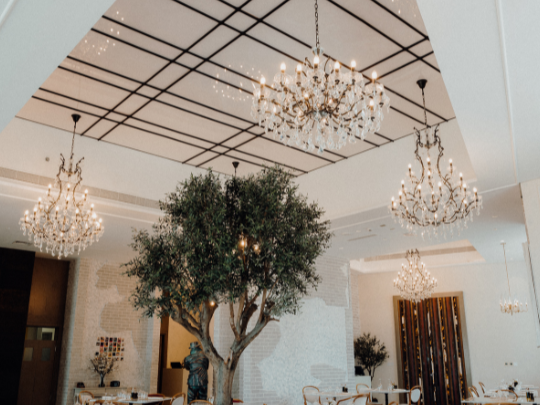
[27,258,70,327]
[418,300,433,405]
[0,247,36,405]
[430,297,447,405]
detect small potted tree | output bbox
[354,333,389,382]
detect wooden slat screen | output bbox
[397,297,468,405]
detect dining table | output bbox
[89,397,171,405]
[358,388,409,405]
[462,396,539,404]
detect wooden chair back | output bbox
[78,391,94,405]
[478,382,487,394]
[232,400,244,403]
[171,392,187,405]
[148,393,165,405]
[303,385,321,405]
[469,387,479,398]
[409,385,422,405]
[501,390,518,399]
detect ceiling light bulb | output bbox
[372,71,378,80]
[334,61,340,70]
[280,62,286,72]
[369,99,375,106]
[296,64,302,72]
[314,55,320,65]
[351,60,356,68]
[261,77,266,85]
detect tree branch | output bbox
[171,305,202,341]
[229,302,241,341]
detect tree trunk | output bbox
[213,357,237,405]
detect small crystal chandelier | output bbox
[20,114,104,259]
[394,249,437,303]
[251,0,390,154]
[390,79,482,237]
[500,242,528,315]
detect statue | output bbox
[183,341,209,403]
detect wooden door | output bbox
[17,339,56,405]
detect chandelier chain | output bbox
[421,87,428,127]
[314,0,319,49]
[502,242,512,296]
[70,117,77,158]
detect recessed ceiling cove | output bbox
[16,0,455,177]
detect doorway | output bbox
[17,327,59,405]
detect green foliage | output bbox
[354,333,389,380]
[125,165,332,341]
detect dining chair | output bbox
[171,392,186,405]
[478,382,487,394]
[303,385,321,405]
[149,393,166,405]
[336,394,357,405]
[407,385,422,405]
[352,393,371,405]
[470,387,480,397]
[78,391,94,405]
[501,390,518,399]
[356,383,374,405]
[189,400,213,405]
[232,399,244,403]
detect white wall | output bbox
[352,261,540,393]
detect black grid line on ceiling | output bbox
[20,0,453,177]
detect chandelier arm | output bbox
[421,87,428,127]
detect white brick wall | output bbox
[213,254,354,405]
[56,259,160,405]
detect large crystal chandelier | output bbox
[251,0,390,154]
[20,114,104,259]
[390,79,482,237]
[500,242,528,315]
[394,249,437,303]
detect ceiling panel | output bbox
[40,68,130,110]
[93,18,180,60]
[147,64,189,89]
[169,69,255,123]
[84,119,119,139]
[190,26,239,58]
[185,151,220,166]
[175,0,234,21]
[17,98,99,134]
[105,124,204,163]
[136,85,161,98]
[225,149,306,176]
[124,118,215,149]
[221,132,256,148]
[156,92,253,130]
[243,0,294,19]
[132,101,239,144]
[34,89,108,118]
[176,53,205,69]
[373,0,427,36]
[226,12,257,31]
[409,40,433,57]
[103,0,217,49]
[236,137,330,172]
[115,94,148,115]
[70,31,168,82]
[59,59,140,92]
[265,0,402,69]
[381,60,454,120]
[364,51,415,78]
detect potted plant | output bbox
[354,333,389,381]
[126,167,332,405]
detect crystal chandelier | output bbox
[251,0,390,154]
[500,242,528,315]
[390,79,482,237]
[394,249,437,303]
[20,114,104,259]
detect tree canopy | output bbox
[125,166,332,363]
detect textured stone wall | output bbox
[213,254,354,405]
[56,258,160,405]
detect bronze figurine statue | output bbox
[183,341,209,403]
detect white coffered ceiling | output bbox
[15,0,454,177]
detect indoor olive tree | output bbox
[125,166,331,405]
